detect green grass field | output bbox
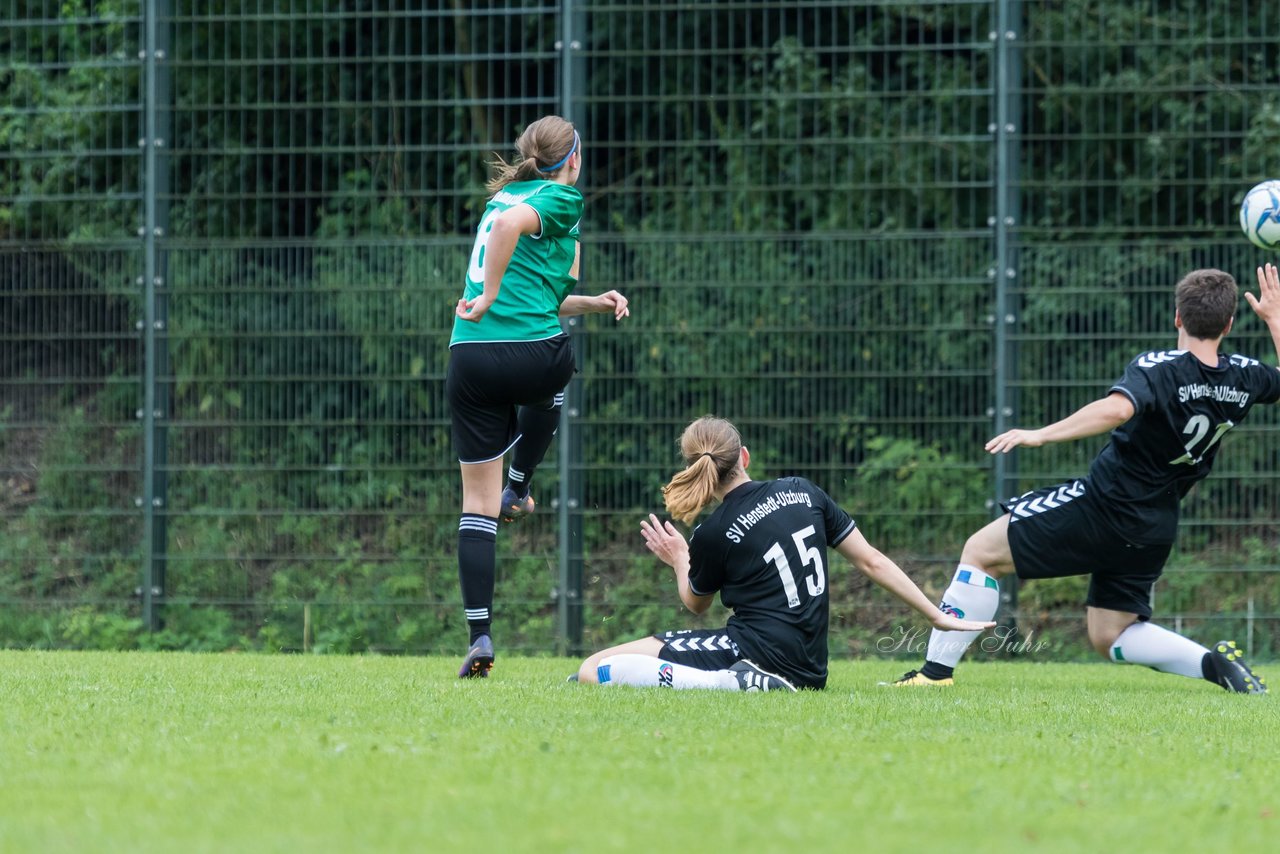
[1,651,1277,853]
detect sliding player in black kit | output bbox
[574,416,993,691]
[892,265,1280,693]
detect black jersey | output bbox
[1091,349,1280,543]
[687,477,856,689]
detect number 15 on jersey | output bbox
[763,525,826,608]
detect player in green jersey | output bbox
[448,115,629,678]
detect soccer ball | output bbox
[1239,180,1280,250]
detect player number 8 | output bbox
[466,208,502,283]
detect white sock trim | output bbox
[596,654,737,690]
[953,563,998,590]
[1109,622,1209,679]
[926,563,1001,668]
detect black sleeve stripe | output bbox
[830,519,857,547]
[688,579,711,596]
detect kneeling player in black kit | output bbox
[575,416,993,691]
[892,264,1280,693]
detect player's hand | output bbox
[456,293,494,322]
[640,513,687,569]
[594,290,630,321]
[1245,263,1280,325]
[985,428,1044,454]
[930,614,996,633]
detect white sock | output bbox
[925,564,1001,669]
[595,654,738,690]
[1108,622,1209,679]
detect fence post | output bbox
[140,0,172,632]
[992,0,1023,640]
[555,0,587,656]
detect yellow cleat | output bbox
[883,669,954,687]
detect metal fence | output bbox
[2,0,1278,659]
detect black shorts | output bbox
[446,335,575,464]
[652,628,743,672]
[1004,479,1171,619]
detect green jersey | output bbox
[450,180,583,346]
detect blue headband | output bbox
[537,131,579,173]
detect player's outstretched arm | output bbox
[560,290,630,320]
[1245,263,1280,366]
[835,530,995,633]
[986,392,1134,454]
[640,514,713,615]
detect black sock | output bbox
[505,465,530,500]
[458,514,498,644]
[1200,651,1217,683]
[921,661,954,680]
[508,396,562,499]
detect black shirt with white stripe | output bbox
[688,477,855,689]
[1093,349,1280,543]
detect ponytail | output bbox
[485,153,544,194]
[661,417,742,524]
[486,115,578,195]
